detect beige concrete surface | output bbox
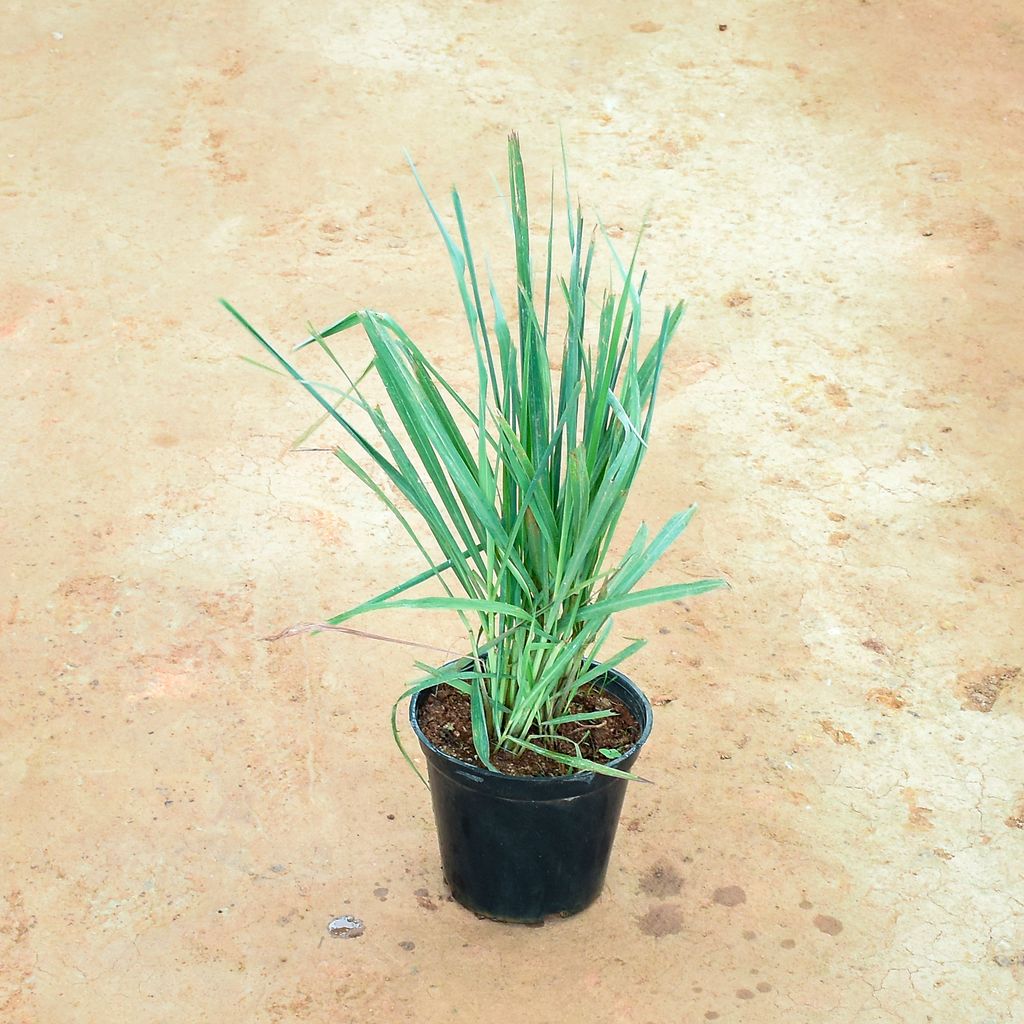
[3,1,1023,1021]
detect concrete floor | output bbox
[3,1,1022,1021]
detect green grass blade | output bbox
[579,579,728,620]
[605,507,696,598]
[293,310,363,351]
[329,595,536,626]
[512,737,645,781]
[470,677,495,770]
[542,709,616,726]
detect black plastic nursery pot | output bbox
[409,668,653,923]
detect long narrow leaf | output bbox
[578,579,728,620]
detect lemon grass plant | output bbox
[222,134,725,779]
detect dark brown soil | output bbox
[418,684,640,777]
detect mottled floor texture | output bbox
[3,2,1022,1022]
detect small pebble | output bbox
[327,915,365,938]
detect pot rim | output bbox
[408,664,654,785]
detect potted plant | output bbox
[222,134,725,922]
